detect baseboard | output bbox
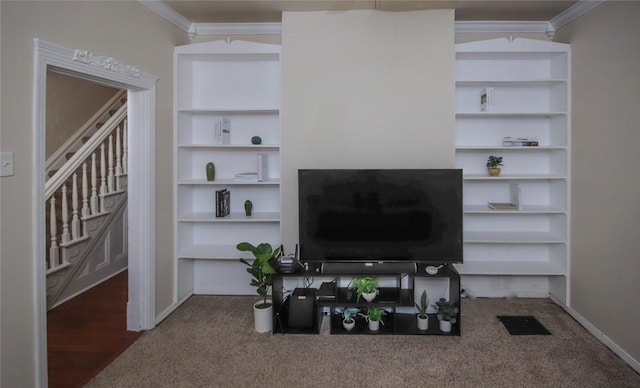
[551,295,640,375]
[155,292,192,326]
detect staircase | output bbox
[45,92,129,310]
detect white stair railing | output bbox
[46,105,127,275]
[46,90,127,177]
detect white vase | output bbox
[417,314,429,331]
[362,292,376,302]
[253,300,273,333]
[343,319,355,331]
[439,319,452,333]
[368,319,380,332]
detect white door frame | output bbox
[32,39,158,386]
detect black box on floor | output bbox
[288,288,317,329]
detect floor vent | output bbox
[497,315,551,335]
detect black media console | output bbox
[272,263,461,336]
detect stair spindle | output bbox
[49,197,59,269]
[71,173,80,241]
[115,124,122,191]
[81,162,89,237]
[122,119,128,174]
[61,185,70,244]
[100,143,107,212]
[91,153,98,215]
[108,134,114,193]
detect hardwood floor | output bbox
[47,270,143,388]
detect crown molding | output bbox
[137,0,195,37]
[139,0,604,40]
[550,0,605,30]
[194,23,283,36]
[455,21,552,35]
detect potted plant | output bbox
[342,307,359,332]
[365,307,387,332]
[348,276,379,302]
[415,290,429,331]
[434,298,459,333]
[237,242,282,333]
[487,155,503,176]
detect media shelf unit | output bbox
[272,264,460,336]
[173,40,281,299]
[454,38,571,304]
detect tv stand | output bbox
[321,262,417,275]
[272,263,460,336]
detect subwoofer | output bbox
[288,288,316,329]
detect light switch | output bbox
[1,152,14,177]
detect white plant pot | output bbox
[253,300,273,333]
[343,319,355,331]
[362,292,377,302]
[439,319,452,333]
[368,319,380,332]
[417,314,429,331]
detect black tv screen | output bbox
[298,169,463,264]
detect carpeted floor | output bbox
[86,296,640,388]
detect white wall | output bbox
[555,1,640,367]
[280,10,455,249]
[0,2,189,385]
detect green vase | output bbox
[206,162,215,181]
[251,136,262,145]
[244,200,253,216]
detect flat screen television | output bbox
[298,169,463,264]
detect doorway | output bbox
[33,39,158,385]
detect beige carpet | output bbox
[87,296,640,387]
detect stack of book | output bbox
[233,154,269,182]
[215,188,230,217]
[503,136,539,147]
[234,172,258,182]
[487,183,522,210]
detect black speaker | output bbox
[321,262,417,274]
[288,288,316,329]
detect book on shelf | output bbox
[510,183,522,210]
[488,202,518,210]
[234,172,258,182]
[214,117,231,145]
[502,136,539,147]
[487,184,522,210]
[215,188,230,217]
[257,153,268,182]
[480,87,494,112]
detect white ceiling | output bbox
[162,0,580,23]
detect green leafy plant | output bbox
[434,298,459,323]
[237,242,282,308]
[348,276,379,303]
[486,155,504,168]
[342,307,360,324]
[365,307,387,325]
[414,290,429,319]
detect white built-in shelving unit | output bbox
[454,38,571,304]
[174,40,281,300]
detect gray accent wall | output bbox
[555,1,640,366]
[280,10,456,250]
